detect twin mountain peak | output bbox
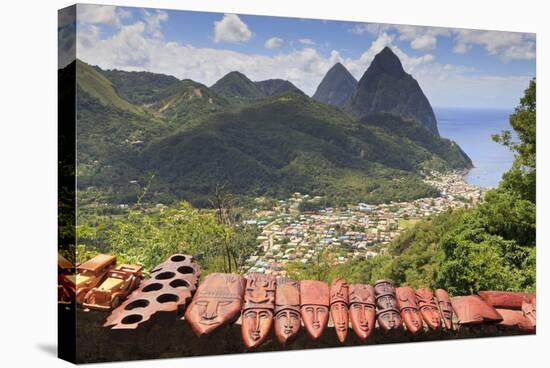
[75,46,439,136]
[313,47,439,136]
[209,47,438,135]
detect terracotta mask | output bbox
[241,273,276,348]
[522,297,536,327]
[330,278,349,343]
[348,284,376,341]
[374,279,402,332]
[300,280,330,340]
[184,273,245,336]
[478,291,535,310]
[274,277,301,346]
[415,288,441,330]
[435,289,453,330]
[374,279,396,295]
[377,308,402,332]
[396,287,423,335]
[451,295,503,325]
[497,308,535,332]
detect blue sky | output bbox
[60,4,536,108]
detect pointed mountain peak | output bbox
[211,70,263,100]
[326,62,354,78]
[214,70,255,86]
[369,46,406,77]
[348,46,439,136]
[255,79,304,97]
[312,62,358,108]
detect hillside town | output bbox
[243,171,485,276]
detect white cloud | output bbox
[350,23,383,35]
[213,14,252,44]
[76,11,533,108]
[77,4,128,27]
[142,9,168,38]
[353,22,535,61]
[265,37,284,49]
[329,50,343,64]
[298,38,316,46]
[341,33,434,78]
[358,23,449,51]
[77,19,331,94]
[410,34,436,50]
[453,29,535,62]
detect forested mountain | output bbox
[211,71,303,104]
[67,51,471,206]
[95,67,180,106]
[136,91,471,205]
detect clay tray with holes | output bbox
[104,254,201,331]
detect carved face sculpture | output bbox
[300,280,330,340]
[374,279,396,295]
[374,279,402,332]
[378,309,402,331]
[348,284,376,341]
[396,287,423,335]
[377,294,398,309]
[435,289,453,330]
[274,278,301,345]
[415,288,441,330]
[522,297,536,326]
[330,278,349,343]
[184,273,245,336]
[241,273,276,348]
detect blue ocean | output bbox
[435,107,515,188]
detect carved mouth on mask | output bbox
[250,330,261,340]
[312,321,321,329]
[199,317,220,325]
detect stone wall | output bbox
[68,307,533,364]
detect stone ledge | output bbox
[67,307,534,364]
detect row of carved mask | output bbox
[184,274,536,348]
[102,255,536,348]
[185,274,466,348]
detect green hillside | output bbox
[150,79,230,123]
[137,92,471,206]
[211,71,304,105]
[211,71,264,102]
[76,60,145,116]
[96,67,180,106]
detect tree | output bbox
[208,182,259,273]
[435,80,537,294]
[493,78,536,203]
[370,80,537,295]
[104,202,229,273]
